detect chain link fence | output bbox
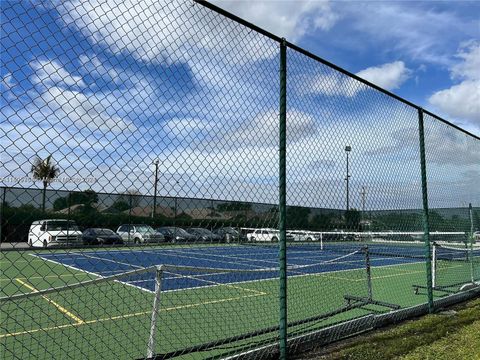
[1,0,479,359]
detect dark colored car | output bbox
[82,228,123,245]
[214,227,247,242]
[186,228,222,243]
[156,227,196,243]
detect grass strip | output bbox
[297,298,480,360]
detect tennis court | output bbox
[32,243,425,292]
[1,241,437,359]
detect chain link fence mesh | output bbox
[1,0,479,359]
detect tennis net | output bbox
[432,242,480,291]
[288,231,467,259]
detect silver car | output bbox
[116,224,165,244]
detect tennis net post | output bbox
[364,246,373,301]
[147,265,164,358]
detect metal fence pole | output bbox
[469,203,474,283]
[0,187,6,244]
[278,38,288,360]
[417,108,434,313]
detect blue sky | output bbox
[1,0,479,210]
[213,0,480,134]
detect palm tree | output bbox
[31,155,60,212]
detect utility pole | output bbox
[173,180,179,229]
[360,186,367,213]
[360,186,367,231]
[152,159,159,218]
[345,146,352,211]
[469,203,474,236]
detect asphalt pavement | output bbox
[0,242,29,250]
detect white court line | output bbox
[141,247,370,270]
[154,248,412,274]
[54,247,273,270]
[36,252,268,294]
[160,247,276,262]
[66,252,143,269]
[31,253,154,294]
[37,251,271,295]
[139,249,269,270]
[173,245,414,266]
[155,256,426,294]
[156,248,281,267]
[127,270,240,284]
[33,250,425,294]
[166,247,356,266]
[154,255,425,294]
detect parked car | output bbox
[322,232,350,242]
[156,227,196,243]
[29,219,82,248]
[246,228,294,242]
[116,224,165,244]
[474,231,480,241]
[287,230,320,242]
[82,228,123,245]
[186,228,222,242]
[214,227,247,242]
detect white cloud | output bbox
[228,109,317,147]
[450,40,480,81]
[163,109,317,149]
[304,71,364,97]
[79,54,123,85]
[428,41,480,127]
[30,60,137,134]
[31,59,85,88]
[38,86,137,134]
[1,73,15,101]
[369,123,480,166]
[164,118,215,143]
[211,0,338,41]
[337,2,478,66]
[302,61,410,98]
[1,73,15,89]
[55,0,279,65]
[157,107,433,208]
[429,81,480,122]
[355,61,412,91]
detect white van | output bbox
[29,219,83,248]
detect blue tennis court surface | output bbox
[35,244,423,292]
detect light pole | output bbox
[345,146,352,211]
[152,159,159,218]
[360,186,368,230]
[360,186,367,213]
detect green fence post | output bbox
[469,203,475,283]
[417,108,434,313]
[0,187,6,244]
[279,38,288,360]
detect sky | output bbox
[211,0,480,135]
[1,0,479,210]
